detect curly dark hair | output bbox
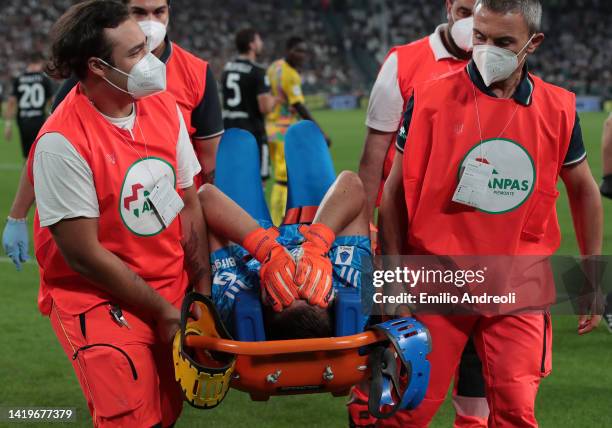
[286,36,306,51]
[121,0,171,6]
[264,300,333,340]
[45,0,130,80]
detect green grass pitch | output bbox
[0,110,610,427]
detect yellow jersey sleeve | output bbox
[281,65,305,106]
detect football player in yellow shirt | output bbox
[266,36,331,225]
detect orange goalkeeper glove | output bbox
[242,227,298,312]
[294,224,336,308]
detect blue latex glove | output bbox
[2,218,29,271]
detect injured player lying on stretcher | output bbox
[172,125,431,417]
[198,169,372,340]
[197,122,372,340]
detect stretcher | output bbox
[173,291,431,419]
[174,124,432,419]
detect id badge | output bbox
[452,159,494,209]
[147,175,184,228]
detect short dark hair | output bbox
[46,0,130,80]
[476,0,542,34]
[235,28,258,54]
[121,0,171,6]
[286,36,305,51]
[28,52,45,64]
[264,300,333,340]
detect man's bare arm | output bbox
[180,185,212,296]
[602,114,612,177]
[561,160,603,256]
[378,154,411,317]
[560,160,603,335]
[3,96,17,141]
[198,184,260,244]
[50,217,180,343]
[9,166,36,219]
[358,128,395,222]
[194,135,220,185]
[257,93,279,115]
[379,155,408,255]
[292,102,331,145]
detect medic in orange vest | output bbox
[27,2,211,427]
[359,0,476,221]
[2,0,223,274]
[351,2,489,427]
[379,1,603,427]
[48,0,225,188]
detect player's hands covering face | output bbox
[259,245,300,312]
[294,224,336,308]
[243,227,299,312]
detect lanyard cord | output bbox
[108,107,157,184]
[84,92,158,184]
[471,82,520,160]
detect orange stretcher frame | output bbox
[185,330,387,400]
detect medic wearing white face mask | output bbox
[381,1,601,427]
[363,0,476,213]
[27,2,210,427]
[97,53,167,99]
[139,19,167,52]
[47,0,224,190]
[450,16,474,51]
[353,2,493,428]
[472,34,536,86]
[4,1,225,286]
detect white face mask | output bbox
[99,53,167,99]
[450,16,474,51]
[139,20,167,52]
[473,35,535,86]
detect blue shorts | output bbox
[210,224,371,330]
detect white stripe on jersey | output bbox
[236,279,250,290]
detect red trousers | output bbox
[349,314,551,428]
[49,300,183,428]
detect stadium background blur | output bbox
[0,1,611,427]
[1,0,611,101]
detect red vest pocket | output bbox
[521,189,559,242]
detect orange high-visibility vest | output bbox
[29,84,188,315]
[166,42,209,189]
[402,69,576,255]
[377,37,467,204]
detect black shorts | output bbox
[17,118,46,158]
[255,133,270,180]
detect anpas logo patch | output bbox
[459,139,535,214]
[120,157,176,236]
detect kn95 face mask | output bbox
[451,16,474,51]
[139,20,167,52]
[99,53,167,99]
[473,35,535,86]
